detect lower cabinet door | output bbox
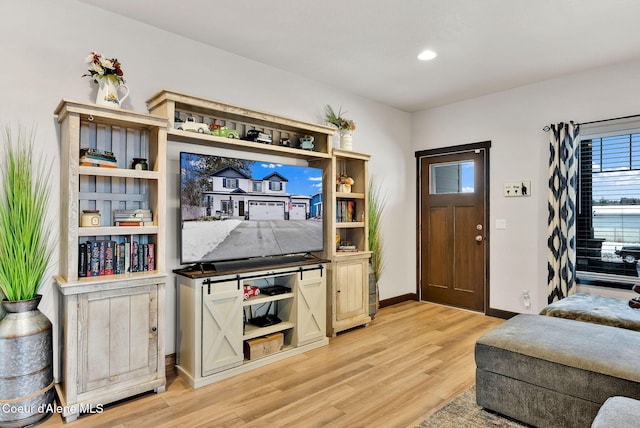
[201,280,243,376]
[335,258,368,321]
[77,284,159,394]
[295,268,326,345]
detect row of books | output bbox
[78,239,155,277]
[80,148,118,168]
[336,200,358,223]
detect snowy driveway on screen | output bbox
[202,219,323,261]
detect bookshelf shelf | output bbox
[78,225,159,237]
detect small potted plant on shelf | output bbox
[324,105,356,150]
[0,127,56,427]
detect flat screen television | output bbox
[179,151,324,268]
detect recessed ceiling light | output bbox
[418,49,437,61]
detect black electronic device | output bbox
[247,300,282,327]
[260,285,291,296]
[248,314,282,327]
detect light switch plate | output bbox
[503,181,531,197]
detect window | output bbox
[221,200,232,215]
[429,161,474,194]
[252,181,262,192]
[577,119,640,286]
[269,181,282,191]
[223,178,238,189]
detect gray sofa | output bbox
[475,314,640,427]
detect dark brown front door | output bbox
[418,147,487,311]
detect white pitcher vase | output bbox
[95,77,129,107]
[340,130,353,150]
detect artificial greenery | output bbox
[368,176,387,282]
[324,105,356,131]
[0,127,53,301]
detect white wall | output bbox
[412,58,640,313]
[0,0,413,354]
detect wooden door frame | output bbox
[415,141,492,315]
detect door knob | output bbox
[475,235,483,242]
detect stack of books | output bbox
[337,243,358,252]
[113,209,153,226]
[79,148,118,168]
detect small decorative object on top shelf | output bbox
[0,127,55,427]
[83,51,129,107]
[324,104,356,150]
[339,130,353,150]
[209,123,240,139]
[300,135,314,150]
[175,116,210,133]
[245,129,272,143]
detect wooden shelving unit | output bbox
[147,90,335,388]
[54,100,167,422]
[147,89,334,160]
[326,148,372,336]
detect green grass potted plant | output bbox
[0,127,55,427]
[368,176,386,319]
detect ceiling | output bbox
[80,0,640,112]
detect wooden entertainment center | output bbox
[54,90,372,407]
[173,257,329,388]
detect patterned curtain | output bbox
[547,122,579,303]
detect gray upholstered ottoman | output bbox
[475,314,640,428]
[540,293,640,331]
[592,396,640,428]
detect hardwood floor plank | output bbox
[40,301,503,428]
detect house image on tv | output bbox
[310,192,322,218]
[202,166,314,221]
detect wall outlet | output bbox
[522,290,531,309]
[504,181,531,197]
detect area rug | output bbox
[417,385,528,427]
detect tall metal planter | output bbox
[0,295,54,427]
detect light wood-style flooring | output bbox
[41,300,504,428]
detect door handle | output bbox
[475,235,483,242]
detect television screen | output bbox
[180,152,324,265]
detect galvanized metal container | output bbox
[0,295,54,428]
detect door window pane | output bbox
[430,161,474,194]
